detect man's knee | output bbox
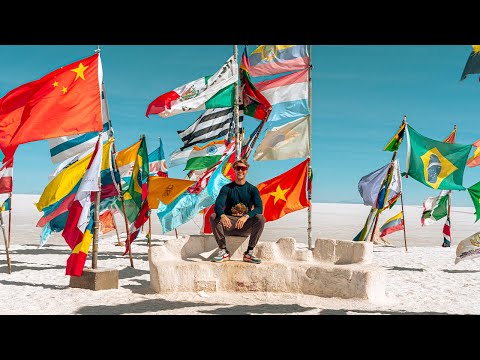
[254,214,265,226]
[210,212,217,222]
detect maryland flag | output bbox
[460,45,480,81]
[257,158,310,222]
[405,124,471,190]
[383,122,406,152]
[0,53,103,159]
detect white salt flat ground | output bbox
[1,194,480,315]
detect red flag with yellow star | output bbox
[0,53,103,159]
[257,158,310,222]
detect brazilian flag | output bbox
[406,124,472,190]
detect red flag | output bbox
[0,53,103,159]
[202,205,215,234]
[443,127,457,144]
[257,159,310,222]
[240,48,272,121]
[0,158,13,194]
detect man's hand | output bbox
[221,215,232,229]
[235,215,249,229]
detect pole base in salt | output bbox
[69,268,119,291]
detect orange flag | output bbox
[257,158,310,222]
[0,53,103,159]
[99,210,116,235]
[467,138,480,168]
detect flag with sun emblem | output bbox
[257,158,310,222]
[405,124,471,190]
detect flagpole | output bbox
[111,213,122,246]
[7,192,12,249]
[148,215,152,248]
[447,190,452,246]
[307,45,313,250]
[101,82,126,247]
[369,115,407,242]
[400,193,408,252]
[92,133,102,269]
[233,45,241,161]
[0,211,11,274]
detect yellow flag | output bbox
[147,177,196,209]
[36,139,114,211]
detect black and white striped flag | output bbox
[177,107,243,150]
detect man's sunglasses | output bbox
[234,166,248,171]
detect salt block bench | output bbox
[149,236,385,301]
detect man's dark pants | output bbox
[209,213,266,250]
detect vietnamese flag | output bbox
[257,158,310,222]
[0,53,103,159]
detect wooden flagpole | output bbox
[100,75,124,248]
[307,45,313,250]
[148,215,152,248]
[369,115,407,242]
[0,211,11,274]
[92,136,102,269]
[7,192,12,249]
[400,193,408,251]
[446,190,452,246]
[111,213,123,246]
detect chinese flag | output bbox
[257,158,310,222]
[0,53,103,159]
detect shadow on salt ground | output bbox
[443,269,480,273]
[122,279,156,295]
[118,266,149,280]
[318,309,451,315]
[199,303,316,315]
[0,261,66,273]
[75,298,221,315]
[10,248,71,256]
[386,266,424,272]
[0,279,67,290]
[97,253,148,261]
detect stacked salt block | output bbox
[149,236,385,302]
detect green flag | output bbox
[383,122,406,152]
[468,181,480,223]
[405,124,472,190]
[460,45,480,81]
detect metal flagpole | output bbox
[233,45,241,161]
[307,45,314,250]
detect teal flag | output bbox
[405,124,472,190]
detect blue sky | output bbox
[1,45,479,207]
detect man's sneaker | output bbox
[212,248,230,263]
[243,250,262,264]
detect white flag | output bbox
[253,115,310,161]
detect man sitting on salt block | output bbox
[210,158,265,264]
